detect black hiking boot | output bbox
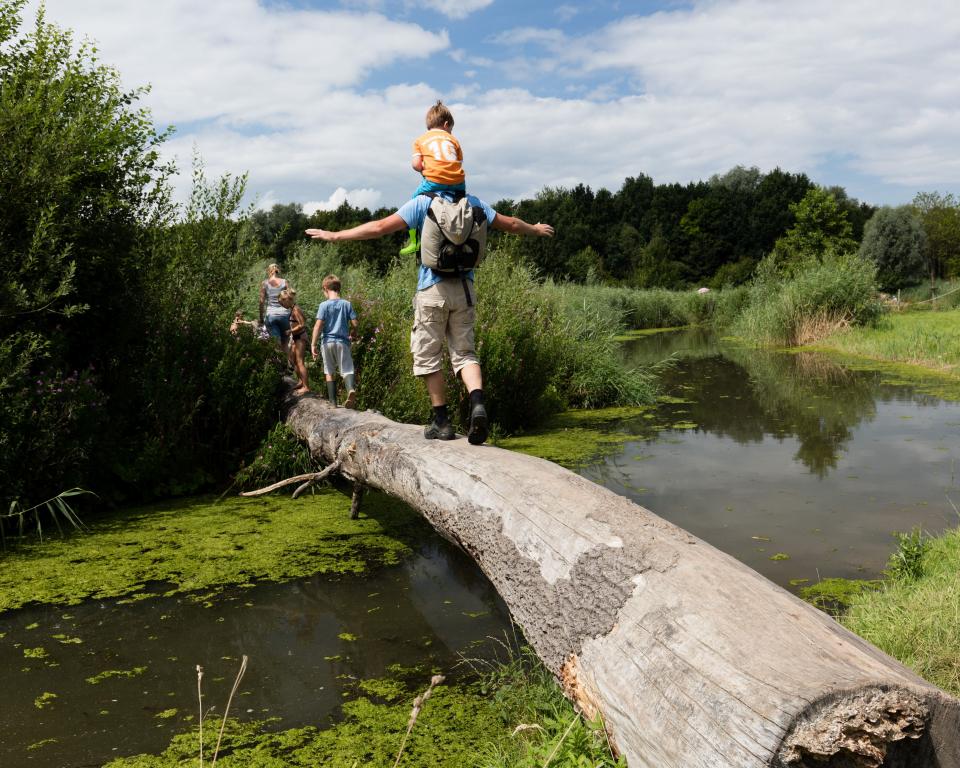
[467,403,488,445]
[424,419,455,440]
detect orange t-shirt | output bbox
[412,129,465,186]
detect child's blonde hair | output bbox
[267,263,281,277]
[279,287,297,305]
[322,275,342,292]
[425,100,454,130]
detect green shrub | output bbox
[0,5,288,506]
[732,250,882,345]
[234,423,315,491]
[885,527,930,582]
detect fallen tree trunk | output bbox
[283,393,960,768]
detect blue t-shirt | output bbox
[396,193,497,292]
[316,298,357,345]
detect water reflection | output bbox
[0,540,512,768]
[583,329,960,587]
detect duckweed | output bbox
[357,677,407,701]
[104,685,505,768]
[0,491,429,612]
[34,692,57,709]
[86,666,147,684]
[27,739,58,751]
[497,406,650,467]
[799,577,882,614]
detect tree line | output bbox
[257,167,960,294]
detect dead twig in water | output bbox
[210,655,249,767]
[393,674,445,768]
[240,461,342,497]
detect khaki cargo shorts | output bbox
[410,279,478,376]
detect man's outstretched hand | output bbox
[533,223,555,237]
[305,228,334,241]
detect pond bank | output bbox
[811,308,960,380]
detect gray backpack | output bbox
[419,191,488,279]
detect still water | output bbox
[583,328,960,587]
[0,541,512,767]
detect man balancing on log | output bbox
[306,192,553,445]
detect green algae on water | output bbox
[86,666,147,684]
[0,490,429,612]
[799,346,960,403]
[800,577,882,614]
[27,738,58,751]
[91,638,623,768]
[496,405,650,468]
[23,646,48,659]
[102,684,508,768]
[357,677,407,702]
[51,633,83,644]
[34,692,57,709]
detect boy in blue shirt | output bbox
[307,193,552,444]
[310,275,359,408]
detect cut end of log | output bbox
[777,687,930,768]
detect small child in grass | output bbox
[400,100,466,255]
[229,310,259,336]
[279,289,310,395]
[310,274,359,408]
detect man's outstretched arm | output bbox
[491,214,554,238]
[306,213,408,242]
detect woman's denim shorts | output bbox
[264,314,291,340]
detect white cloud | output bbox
[556,0,960,188]
[304,187,383,214]
[412,0,494,21]
[27,0,449,125]
[19,0,960,211]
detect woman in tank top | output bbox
[259,263,292,352]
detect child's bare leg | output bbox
[293,339,309,393]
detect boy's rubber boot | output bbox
[326,381,338,407]
[399,228,419,256]
[344,374,357,409]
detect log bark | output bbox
[283,392,960,768]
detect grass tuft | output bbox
[842,527,960,696]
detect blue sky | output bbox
[25,0,960,213]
